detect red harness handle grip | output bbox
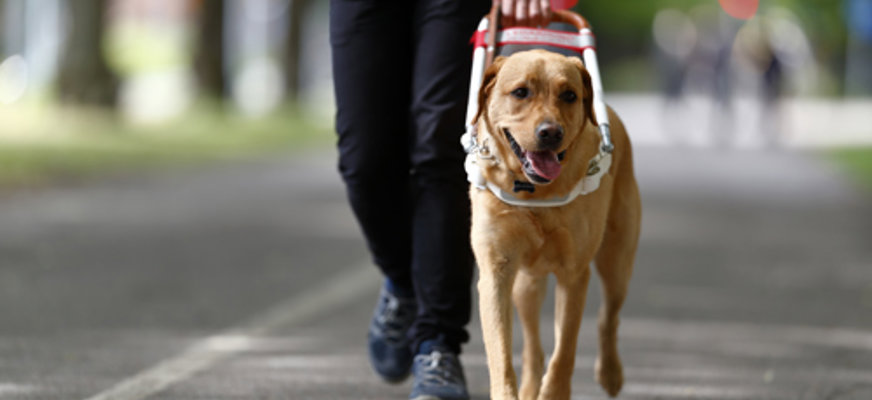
[483,8,593,68]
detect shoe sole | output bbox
[377,371,410,385]
[368,345,412,384]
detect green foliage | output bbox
[574,0,848,92]
[106,23,192,77]
[831,147,872,191]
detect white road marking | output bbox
[619,383,786,399]
[79,266,872,400]
[0,383,38,395]
[81,262,379,400]
[622,318,872,351]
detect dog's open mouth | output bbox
[504,129,562,184]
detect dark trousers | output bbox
[330,0,489,353]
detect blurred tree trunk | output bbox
[194,0,226,99]
[57,0,118,107]
[0,0,5,56]
[284,0,308,102]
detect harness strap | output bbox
[472,28,596,54]
[462,129,612,208]
[485,5,499,67]
[462,9,613,208]
[465,150,611,208]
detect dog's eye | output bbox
[559,90,577,103]
[511,87,530,99]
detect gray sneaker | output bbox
[368,282,417,383]
[409,340,469,400]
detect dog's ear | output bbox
[473,56,506,125]
[571,57,598,127]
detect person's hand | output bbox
[494,0,552,28]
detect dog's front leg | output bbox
[513,270,547,400]
[477,254,520,400]
[538,267,591,400]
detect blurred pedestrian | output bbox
[652,8,696,144]
[330,1,551,399]
[759,33,784,146]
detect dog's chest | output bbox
[522,210,596,273]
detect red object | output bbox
[471,27,595,54]
[718,0,759,20]
[551,0,578,10]
[470,30,487,47]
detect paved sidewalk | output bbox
[0,145,871,399]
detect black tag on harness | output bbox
[513,181,536,193]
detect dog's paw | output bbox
[535,387,570,400]
[595,356,623,397]
[518,384,538,400]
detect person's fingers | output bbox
[501,0,515,27]
[539,0,552,25]
[529,0,542,27]
[515,0,529,26]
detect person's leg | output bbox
[330,0,418,383]
[405,3,490,398]
[330,0,415,292]
[407,0,490,355]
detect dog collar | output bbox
[461,128,611,208]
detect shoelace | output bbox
[415,351,463,386]
[372,291,415,342]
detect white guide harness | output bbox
[461,130,611,208]
[462,17,614,208]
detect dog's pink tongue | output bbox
[527,151,561,180]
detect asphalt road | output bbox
[1,145,871,400]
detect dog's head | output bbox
[475,50,596,185]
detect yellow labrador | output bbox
[469,49,641,399]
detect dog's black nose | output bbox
[536,122,563,149]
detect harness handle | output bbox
[551,9,591,30]
[484,9,593,68]
[485,5,500,67]
[486,8,592,32]
[481,8,612,154]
